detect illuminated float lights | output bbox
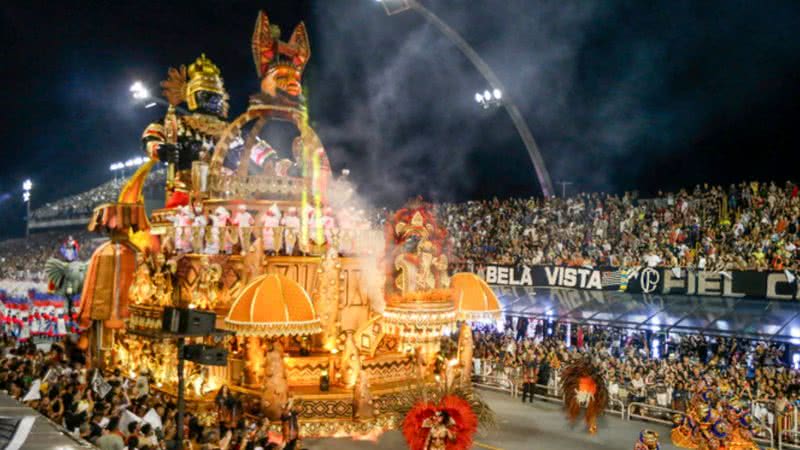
[382,308,456,341]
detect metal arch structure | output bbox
[381,0,555,197]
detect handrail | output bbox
[532,383,563,404]
[779,429,800,450]
[473,375,516,396]
[606,397,625,420]
[626,402,682,426]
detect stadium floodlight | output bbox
[145,102,157,108]
[130,81,150,100]
[22,192,30,202]
[22,179,32,192]
[475,88,502,109]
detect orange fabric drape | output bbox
[78,241,137,329]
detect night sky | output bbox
[2,0,800,237]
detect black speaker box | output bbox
[182,344,228,366]
[161,307,216,336]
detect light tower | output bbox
[22,179,32,237]
[377,0,555,197]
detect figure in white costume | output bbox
[258,204,282,254]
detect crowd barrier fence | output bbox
[473,361,780,448]
[780,430,800,450]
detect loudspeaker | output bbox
[182,344,228,366]
[161,307,216,336]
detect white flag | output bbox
[785,269,796,284]
[143,408,163,430]
[22,380,41,402]
[119,410,142,433]
[91,371,112,399]
[671,267,682,278]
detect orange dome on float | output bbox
[451,272,502,321]
[223,273,321,337]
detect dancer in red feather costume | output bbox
[402,395,478,450]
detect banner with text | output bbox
[482,264,799,300]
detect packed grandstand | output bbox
[8,178,800,279]
[2,178,800,448]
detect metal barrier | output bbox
[627,402,683,426]
[606,397,626,420]
[532,383,563,404]
[473,374,517,397]
[780,430,800,450]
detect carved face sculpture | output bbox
[251,11,309,102]
[261,65,302,98]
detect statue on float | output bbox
[261,341,289,421]
[191,256,222,310]
[560,357,608,434]
[385,198,451,297]
[142,53,229,208]
[129,251,176,308]
[671,386,760,450]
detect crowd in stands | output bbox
[0,339,286,450]
[30,168,165,222]
[439,181,800,272]
[6,179,800,280]
[468,322,799,437]
[0,231,102,281]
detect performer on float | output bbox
[336,206,354,255]
[141,54,229,208]
[281,207,300,255]
[258,204,282,255]
[634,429,661,450]
[191,203,208,254]
[250,137,279,175]
[206,206,230,254]
[320,206,336,247]
[172,205,195,253]
[60,235,80,262]
[232,205,254,255]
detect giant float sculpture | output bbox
[78,8,500,439]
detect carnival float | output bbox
[671,384,761,450]
[76,7,500,441]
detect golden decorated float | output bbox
[78,7,500,439]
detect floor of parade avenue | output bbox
[304,389,682,450]
[0,393,88,450]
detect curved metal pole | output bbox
[407,0,555,197]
